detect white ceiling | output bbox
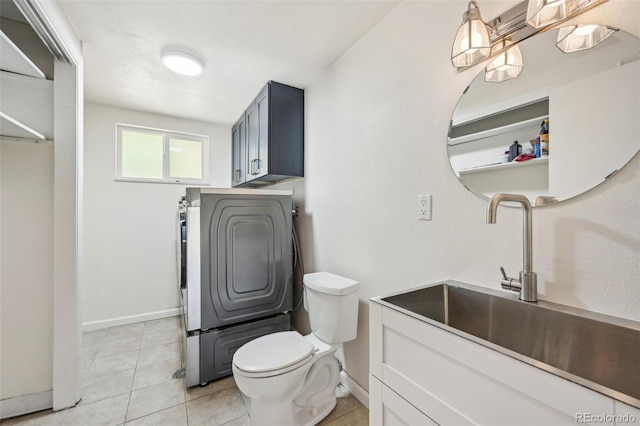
[59,0,400,125]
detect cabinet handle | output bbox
[250,159,261,175]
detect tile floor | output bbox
[2,317,368,426]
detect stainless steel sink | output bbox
[376,281,640,408]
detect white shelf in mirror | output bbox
[458,156,548,176]
[448,115,547,146]
[0,29,45,79]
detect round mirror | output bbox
[448,26,640,206]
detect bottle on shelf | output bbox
[508,140,522,162]
[532,137,541,158]
[540,119,549,157]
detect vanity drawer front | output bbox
[370,375,437,426]
[377,306,615,425]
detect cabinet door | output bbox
[370,375,437,426]
[231,114,246,186]
[246,84,269,181]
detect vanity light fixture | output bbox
[161,50,204,76]
[451,0,608,72]
[484,38,523,83]
[525,0,590,29]
[451,1,492,68]
[556,24,616,53]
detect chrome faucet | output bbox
[486,193,537,303]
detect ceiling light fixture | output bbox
[484,38,524,83]
[526,0,590,29]
[161,50,204,76]
[555,24,616,53]
[451,1,492,68]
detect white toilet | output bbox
[232,272,359,426]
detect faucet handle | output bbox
[500,266,508,280]
[499,266,521,293]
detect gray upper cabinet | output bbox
[231,113,246,186]
[231,81,304,187]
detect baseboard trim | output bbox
[340,370,369,409]
[0,390,53,420]
[82,307,181,332]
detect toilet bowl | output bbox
[232,272,359,426]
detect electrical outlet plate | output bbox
[418,195,431,220]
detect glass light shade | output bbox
[484,39,523,83]
[526,0,590,29]
[161,50,204,76]
[556,24,616,53]
[451,1,491,68]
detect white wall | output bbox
[0,140,54,400]
[82,103,230,326]
[78,0,639,401]
[279,0,640,394]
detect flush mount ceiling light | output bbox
[556,24,616,53]
[451,1,492,68]
[484,38,523,83]
[526,0,590,29]
[161,50,204,76]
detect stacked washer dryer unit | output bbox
[178,187,294,387]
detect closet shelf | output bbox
[0,111,46,141]
[0,29,45,79]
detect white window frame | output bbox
[115,123,209,184]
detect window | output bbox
[116,124,209,184]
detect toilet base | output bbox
[241,353,341,426]
[293,353,340,426]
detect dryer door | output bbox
[200,193,292,329]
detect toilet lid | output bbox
[233,331,314,374]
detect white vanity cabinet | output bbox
[369,300,638,425]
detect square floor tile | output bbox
[82,343,101,362]
[137,342,181,368]
[319,385,363,425]
[124,404,187,426]
[126,378,185,422]
[86,350,138,378]
[1,409,66,426]
[105,323,144,340]
[220,414,250,426]
[143,317,181,335]
[82,368,135,404]
[185,375,237,402]
[323,405,369,426]
[133,358,182,390]
[140,328,181,349]
[62,393,129,426]
[83,329,107,346]
[96,335,142,358]
[186,386,247,426]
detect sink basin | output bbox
[377,281,640,408]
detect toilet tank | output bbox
[303,272,359,344]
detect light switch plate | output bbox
[418,195,431,220]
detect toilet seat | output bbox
[233,331,314,378]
